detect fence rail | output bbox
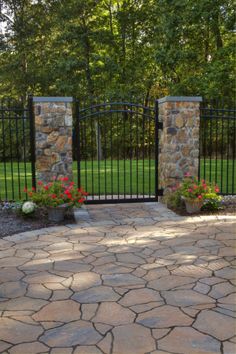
[199,100,236,195]
[0,97,35,201]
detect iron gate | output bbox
[74,101,163,203]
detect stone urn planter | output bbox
[182,197,203,214]
[47,204,68,222]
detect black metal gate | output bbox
[0,96,36,201]
[74,101,162,203]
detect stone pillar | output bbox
[158,96,202,195]
[33,97,73,182]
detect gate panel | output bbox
[75,101,162,203]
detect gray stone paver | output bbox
[0,202,235,354]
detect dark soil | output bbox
[0,209,75,238]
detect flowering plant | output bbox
[180,173,220,202]
[24,177,88,208]
[22,201,36,214]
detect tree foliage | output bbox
[0,0,235,101]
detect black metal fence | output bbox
[0,97,35,201]
[199,99,236,195]
[74,100,163,203]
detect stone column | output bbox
[33,97,73,182]
[158,96,202,195]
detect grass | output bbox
[0,158,235,201]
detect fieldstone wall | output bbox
[158,96,202,195]
[33,97,73,182]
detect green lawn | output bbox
[0,159,235,200]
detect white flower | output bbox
[22,201,36,214]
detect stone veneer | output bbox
[33,97,73,182]
[158,96,202,194]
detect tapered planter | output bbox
[183,197,203,214]
[47,205,68,222]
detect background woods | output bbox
[0,0,235,101]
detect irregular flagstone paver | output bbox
[8,342,48,354]
[93,302,135,325]
[102,273,145,287]
[137,305,193,328]
[1,203,235,354]
[81,303,98,320]
[0,281,27,298]
[193,310,235,340]
[74,346,103,354]
[0,296,48,311]
[208,282,235,299]
[72,285,120,303]
[112,323,156,354]
[161,289,215,306]
[40,320,102,347]
[97,332,112,353]
[0,317,44,344]
[0,267,24,283]
[32,300,81,322]
[119,287,162,306]
[71,272,102,291]
[158,327,221,354]
[147,275,196,291]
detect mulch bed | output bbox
[0,209,75,238]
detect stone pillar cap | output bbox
[33,97,73,102]
[158,96,202,104]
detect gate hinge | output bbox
[157,122,163,130]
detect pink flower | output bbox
[188,188,193,193]
[193,185,198,190]
[198,195,202,199]
[215,186,220,193]
[37,181,43,186]
[184,172,191,177]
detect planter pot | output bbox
[182,197,203,214]
[47,205,68,222]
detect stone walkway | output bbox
[0,203,235,354]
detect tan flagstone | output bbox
[158,327,221,354]
[97,332,112,353]
[74,346,102,354]
[27,284,52,300]
[148,275,195,291]
[0,267,24,283]
[23,271,66,284]
[40,320,102,347]
[33,300,81,322]
[0,297,48,311]
[8,342,48,354]
[0,281,27,298]
[223,341,236,354]
[71,272,101,291]
[50,348,73,354]
[72,286,120,303]
[0,318,44,344]
[137,305,193,328]
[81,303,99,320]
[152,328,171,340]
[112,323,156,354]
[193,310,235,340]
[119,288,162,306]
[102,273,145,287]
[161,289,215,306]
[93,302,135,325]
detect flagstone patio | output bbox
[0,203,235,354]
